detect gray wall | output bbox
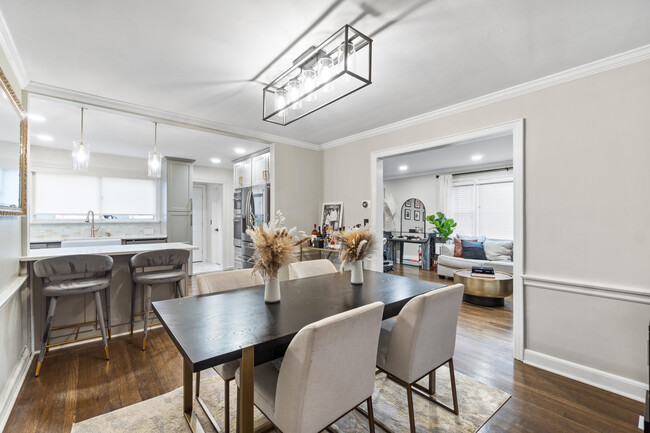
[321,58,650,398]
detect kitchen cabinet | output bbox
[234,162,243,187]
[252,153,270,185]
[241,159,252,187]
[162,157,195,245]
[167,213,193,243]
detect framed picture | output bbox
[414,200,421,209]
[404,209,411,220]
[321,202,343,230]
[405,199,412,207]
[414,210,420,221]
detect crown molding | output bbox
[321,44,650,150]
[24,82,321,151]
[0,9,28,89]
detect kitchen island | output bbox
[21,242,197,350]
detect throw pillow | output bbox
[454,237,476,257]
[461,240,488,260]
[484,239,513,261]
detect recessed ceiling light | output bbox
[234,148,246,154]
[28,113,46,122]
[210,158,221,164]
[471,154,484,161]
[35,134,53,141]
[399,165,408,171]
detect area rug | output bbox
[71,367,509,433]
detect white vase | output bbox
[264,277,281,303]
[351,260,364,285]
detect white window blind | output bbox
[33,173,157,219]
[452,184,475,236]
[451,177,513,239]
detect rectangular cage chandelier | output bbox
[263,24,372,126]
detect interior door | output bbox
[192,185,205,262]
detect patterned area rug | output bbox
[71,367,509,433]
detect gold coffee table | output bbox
[453,269,513,307]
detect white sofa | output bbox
[437,239,513,279]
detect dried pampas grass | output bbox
[336,226,375,268]
[246,211,307,280]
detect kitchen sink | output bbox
[60,237,123,248]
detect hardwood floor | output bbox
[4,269,643,432]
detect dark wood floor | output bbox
[5,267,643,433]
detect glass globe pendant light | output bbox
[148,122,161,178]
[317,57,334,92]
[287,78,302,109]
[72,107,90,171]
[302,69,318,102]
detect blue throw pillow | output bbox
[461,240,487,260]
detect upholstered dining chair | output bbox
[129,249,189,350]
[287,259,337,280]
[195,269,264,433]
[375,284,464,432]
[235,302,385,433]
[33,254,113,377]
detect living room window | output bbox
[452,174,513,239]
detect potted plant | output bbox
[426,212,457,243]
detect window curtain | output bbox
[437,174,453,216]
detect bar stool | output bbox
[129,249,189,350]
[33,254,113,377]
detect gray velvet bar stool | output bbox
[33,254,113,377]
[129,249,189,351]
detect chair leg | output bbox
[224,378,231,433]
[130,282,136,335]
[366,397,376,433]
[448,359,459,415]
[94,291,109,360]
[142,284,152,351]
[429,370,436,395]
[176,279,185,298]
[36,297,57,377]
[105,287,111,339]
[406,384,416,433]
[236,390,240,433]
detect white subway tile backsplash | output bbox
[30,222,163,241]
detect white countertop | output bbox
[20,242,197,261]
[30,234,168,244]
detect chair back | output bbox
[130,249,190,270]
[273,302,384,433]
[34,254,113,283]
[384,284,464,383]
[196,269,263,295]
[287,259,337,280]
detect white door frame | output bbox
[369,119,525,360]
[192,184,208,263]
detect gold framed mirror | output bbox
[0,65,27,216]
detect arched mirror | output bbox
[400,198,426,237]
[0,66,27,215]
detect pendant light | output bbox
[148,122,161,178]
[72,107,90,171]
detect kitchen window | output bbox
[33,172,158,221]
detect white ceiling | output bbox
[1,0,650,146]
[28,96,268,167]
[382,133,512,179]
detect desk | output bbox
[153,270,446,433]
[299,244,340,261]
[386,237,432,270]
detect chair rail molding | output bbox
[522,274,650,304]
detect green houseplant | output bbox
[426,212,457,242]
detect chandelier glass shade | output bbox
[148,122,161,178]
[263,24,372,126]
[72,107,89,171]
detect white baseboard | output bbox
[0,347,33,431]
[524,349,647,402]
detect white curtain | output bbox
[437,174,453,217]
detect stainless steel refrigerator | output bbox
[234,184,270,269]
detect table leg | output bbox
[399,242,404,264]
[239,344,255,433]
[183,360,205,433]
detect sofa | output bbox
[437,236,513,279]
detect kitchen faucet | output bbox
[85,210,101,237]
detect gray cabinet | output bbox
[162,157,195,245]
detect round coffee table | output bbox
[453,269,513,307]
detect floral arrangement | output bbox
[247,211,307,280]
[336,226,375,268]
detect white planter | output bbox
[351,260,364,285]
[264,277,281,303]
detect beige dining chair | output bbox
[375,284,464,432]
[287,259,337,280]
[195,269,264,433]
[235,301,385,433]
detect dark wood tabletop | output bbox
[153,269,446,372]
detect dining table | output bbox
[153,269,447,433]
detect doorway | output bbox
[192,182,223,274]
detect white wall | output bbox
[322,58,650,399]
